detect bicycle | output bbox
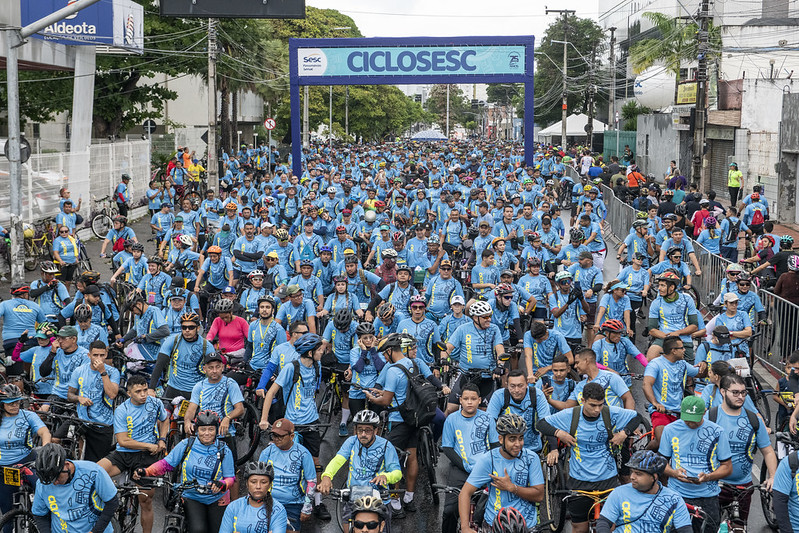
[432,484,487,533]
[718,482,768,533]
[23,219,55,271]
[0,461,38,532]
[90,195,119,239]
[114,476,151,533]
[318,365,347,439]
[540,443,568,533]
[563,488,614,533]
[144,477,215,533]
[37,410,111,461]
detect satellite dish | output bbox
[634,66,675,110]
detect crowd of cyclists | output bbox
[2,139,799,533]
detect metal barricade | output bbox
[597,180,799,375]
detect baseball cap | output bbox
[271,418,295,436]
[723,292,739,303]
[222,286,237,295]
[286,284,303,295]
[266,251,279,259]
[610,282,628,291]
[379,224,390,231]
[82,284,100,296]
[57,326,78,337]
[35,330,49,339]
[680,395,706,423]
[203,352,226,365]
[451,295,465,305]
[440,259,453,268]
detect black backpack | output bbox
[394,361,438,427]
[723,219,741,245]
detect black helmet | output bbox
[257,295,277,310]
[244,461,274,480]
[377,333,402,352]
[356,322,375,336]
[131,242,145,252]
[492,507,527,533]
[625,450,668,475]
[675,204,687,216]
[36,443,67,484]
[569,228,585,242]
[74,303,93,322]
[194,410,220,429]
[666,246,682,258]
[122,290,144,312]
[333,309,353,331]
[496,413,527,436]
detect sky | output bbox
[305,0,600,40]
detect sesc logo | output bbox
[508,52,521,70]
[299,48,328,75]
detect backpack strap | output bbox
[790,451,799,478]
[601,406,614,440]
[569,406,581,437]
[178,437,196,479]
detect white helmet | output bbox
[382,248,398,258]
[364,211,377,223]
[470,300,493,317]
[179,234,193,247]
[327,186,337,194]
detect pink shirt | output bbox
[206,316,249,353]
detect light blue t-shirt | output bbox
[441,410,495,473]
[220,495,287,533]
[448,322,503,373]
[259,441,316,505]
[647,293,699,344]
[377,357,432,424]
[486,386,550,452]
[397,317,441,364]
[549,291,587,340]
[523,330,571,375]
[163,438,235,504]
[465,448,544,527]
[658,419,732,497]
[644,357,699,411]
[158,334,213,393]
[68,362,120,425]
[592,337,641,385]
[708,406,771,485]
[331,435,402,489]
[600,482,692,533]
[32,461,117,533]
[322,321,358,364]
[113,396,168,453]
[189,377,245,435]
[50,347,89,400]
[275,361,321,425]
[247,319,287,370]
[0,409,45,465]
[773,455,799,532]
[569,370,631,409]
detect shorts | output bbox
[387,421,418,450]
[59,263,78,282]
[83,425,115,463]
[566,477,619,524]
[104,450,158,479]
[532,307,549,320]
[585,301,597,325]
[447,373,495,406]
[283,503,303,530]
[651,411,679,428]
[571,204,579,217]
[298,423,321,457]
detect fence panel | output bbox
[596,179,799,376]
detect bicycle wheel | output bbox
[685,285,701,309]
[418,429,439,505]
[760,457,778,530]
[751,375,772,428]
[233,401,262,466]
[317,386,335,439]
[543,462,566,533]
[92,213,113,239]
[117,494,140,533]
[0,509,40,532]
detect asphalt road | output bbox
[2,214,781,533]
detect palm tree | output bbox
[629,12,721,102]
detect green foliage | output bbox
[424,84,468,132]
[621,100,651,131]
[0,71,72,126]
[534,15,606,126]
[486,84,521,106]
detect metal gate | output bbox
[708,139,734,194]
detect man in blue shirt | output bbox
[458,413,545,532]
[659,395,733,533]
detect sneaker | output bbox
[392,506,406,520]
[339,423,348,437]
[314,502,332,521]
[404,498,417,512]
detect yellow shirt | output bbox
[187,163,205,183]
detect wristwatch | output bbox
[100,371,108,377]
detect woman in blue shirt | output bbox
[220,461,287,533]
[135,411,235,533]
[0,384,51,519]
[696,215,721,254]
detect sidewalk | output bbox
[773,222,799,243]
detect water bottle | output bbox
[719,521,729,533]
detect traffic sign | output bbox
[142,119,157,134]
[4,136,32,164]
[264,118,276,130]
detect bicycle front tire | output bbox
[543,462,567,533]
[92,213,113,239]
[0,509,40,533]
[234,401,262,466]
[750,374,772,428]
[418,429,439,505]
[317,386,335,439]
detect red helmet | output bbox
[751,192,761,200]
[495,283,515,297]
[601,319,625,333]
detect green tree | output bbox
[621,100,651,131]
[534,15,606,126]
[629,12,722,101]
[424,84,468,133]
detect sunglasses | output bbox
[501,295,513,300]
[294,330,309,335]
[439,267,452,271]
[558,280,572,285]
[410,305,426,309]
[59,230,70,234]
[353,520,381,530]
[737,282,751,287]
[181,325,198,330]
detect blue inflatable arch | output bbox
[288,35,535,176]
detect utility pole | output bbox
[302,86,310,147]
[608,27,617,129]
[546,9,575,148]
[586,44,597,151]
[693,0,710,191]
[207,19,218,192]
[5,0,102,284]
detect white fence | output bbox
[0,140,151,227]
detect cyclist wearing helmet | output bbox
[538,382,642,533]
[349,495,389,533]
[717,206,750,261]
[313,245,337,296]
[195,243,234,304]
[110,242,148,286]
[165,234,201,288]
[459,413,545,533]
[33,443,119,533]
[487,283,523,344]
[550,270,589,352]
[52,224,81,288]
[597,451,692,533]
[232,221,265,286]
[658,226,702,277]
[116,289,169,364]
[716,263,745,303]
[137,410,234,533]
[13,325,56,397]
[752,233,798,279]
[294,218,324,269]
[397,294,441,365]
[491,507,528,533]
[519,230,552,267]
[289,259,324,311]
[424,259,464,322]
[327,225,357,264]
[258,418,317,531]
[595,282,633,336]
[556,228,589,268]
[319,409,402,529]
[238,269,268,316]
[441,382,495,533]
[374,302,398,338]
[220,461,288,533]
[373,264,419,321]
[74,301,108,348]
[619,220,654,268]
[137,257,171,308]
[322,309,358,436]
[592,319,647,387]
[696,215,721,254]
[487,369,552,455]
[438,294,469,343]
[523,320,574,381]
[30,261,71,318]
[245,296,286,372]
[443,300,505,413]
[649,245,692,289]
[741,191,768,235]
[151,201,175,244]
[349,322,386,417]
[150,312,214,399]
[100,214,136,258]
[646,271,700,362]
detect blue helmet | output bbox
[294,333,323,356]
[625,450,667,475]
